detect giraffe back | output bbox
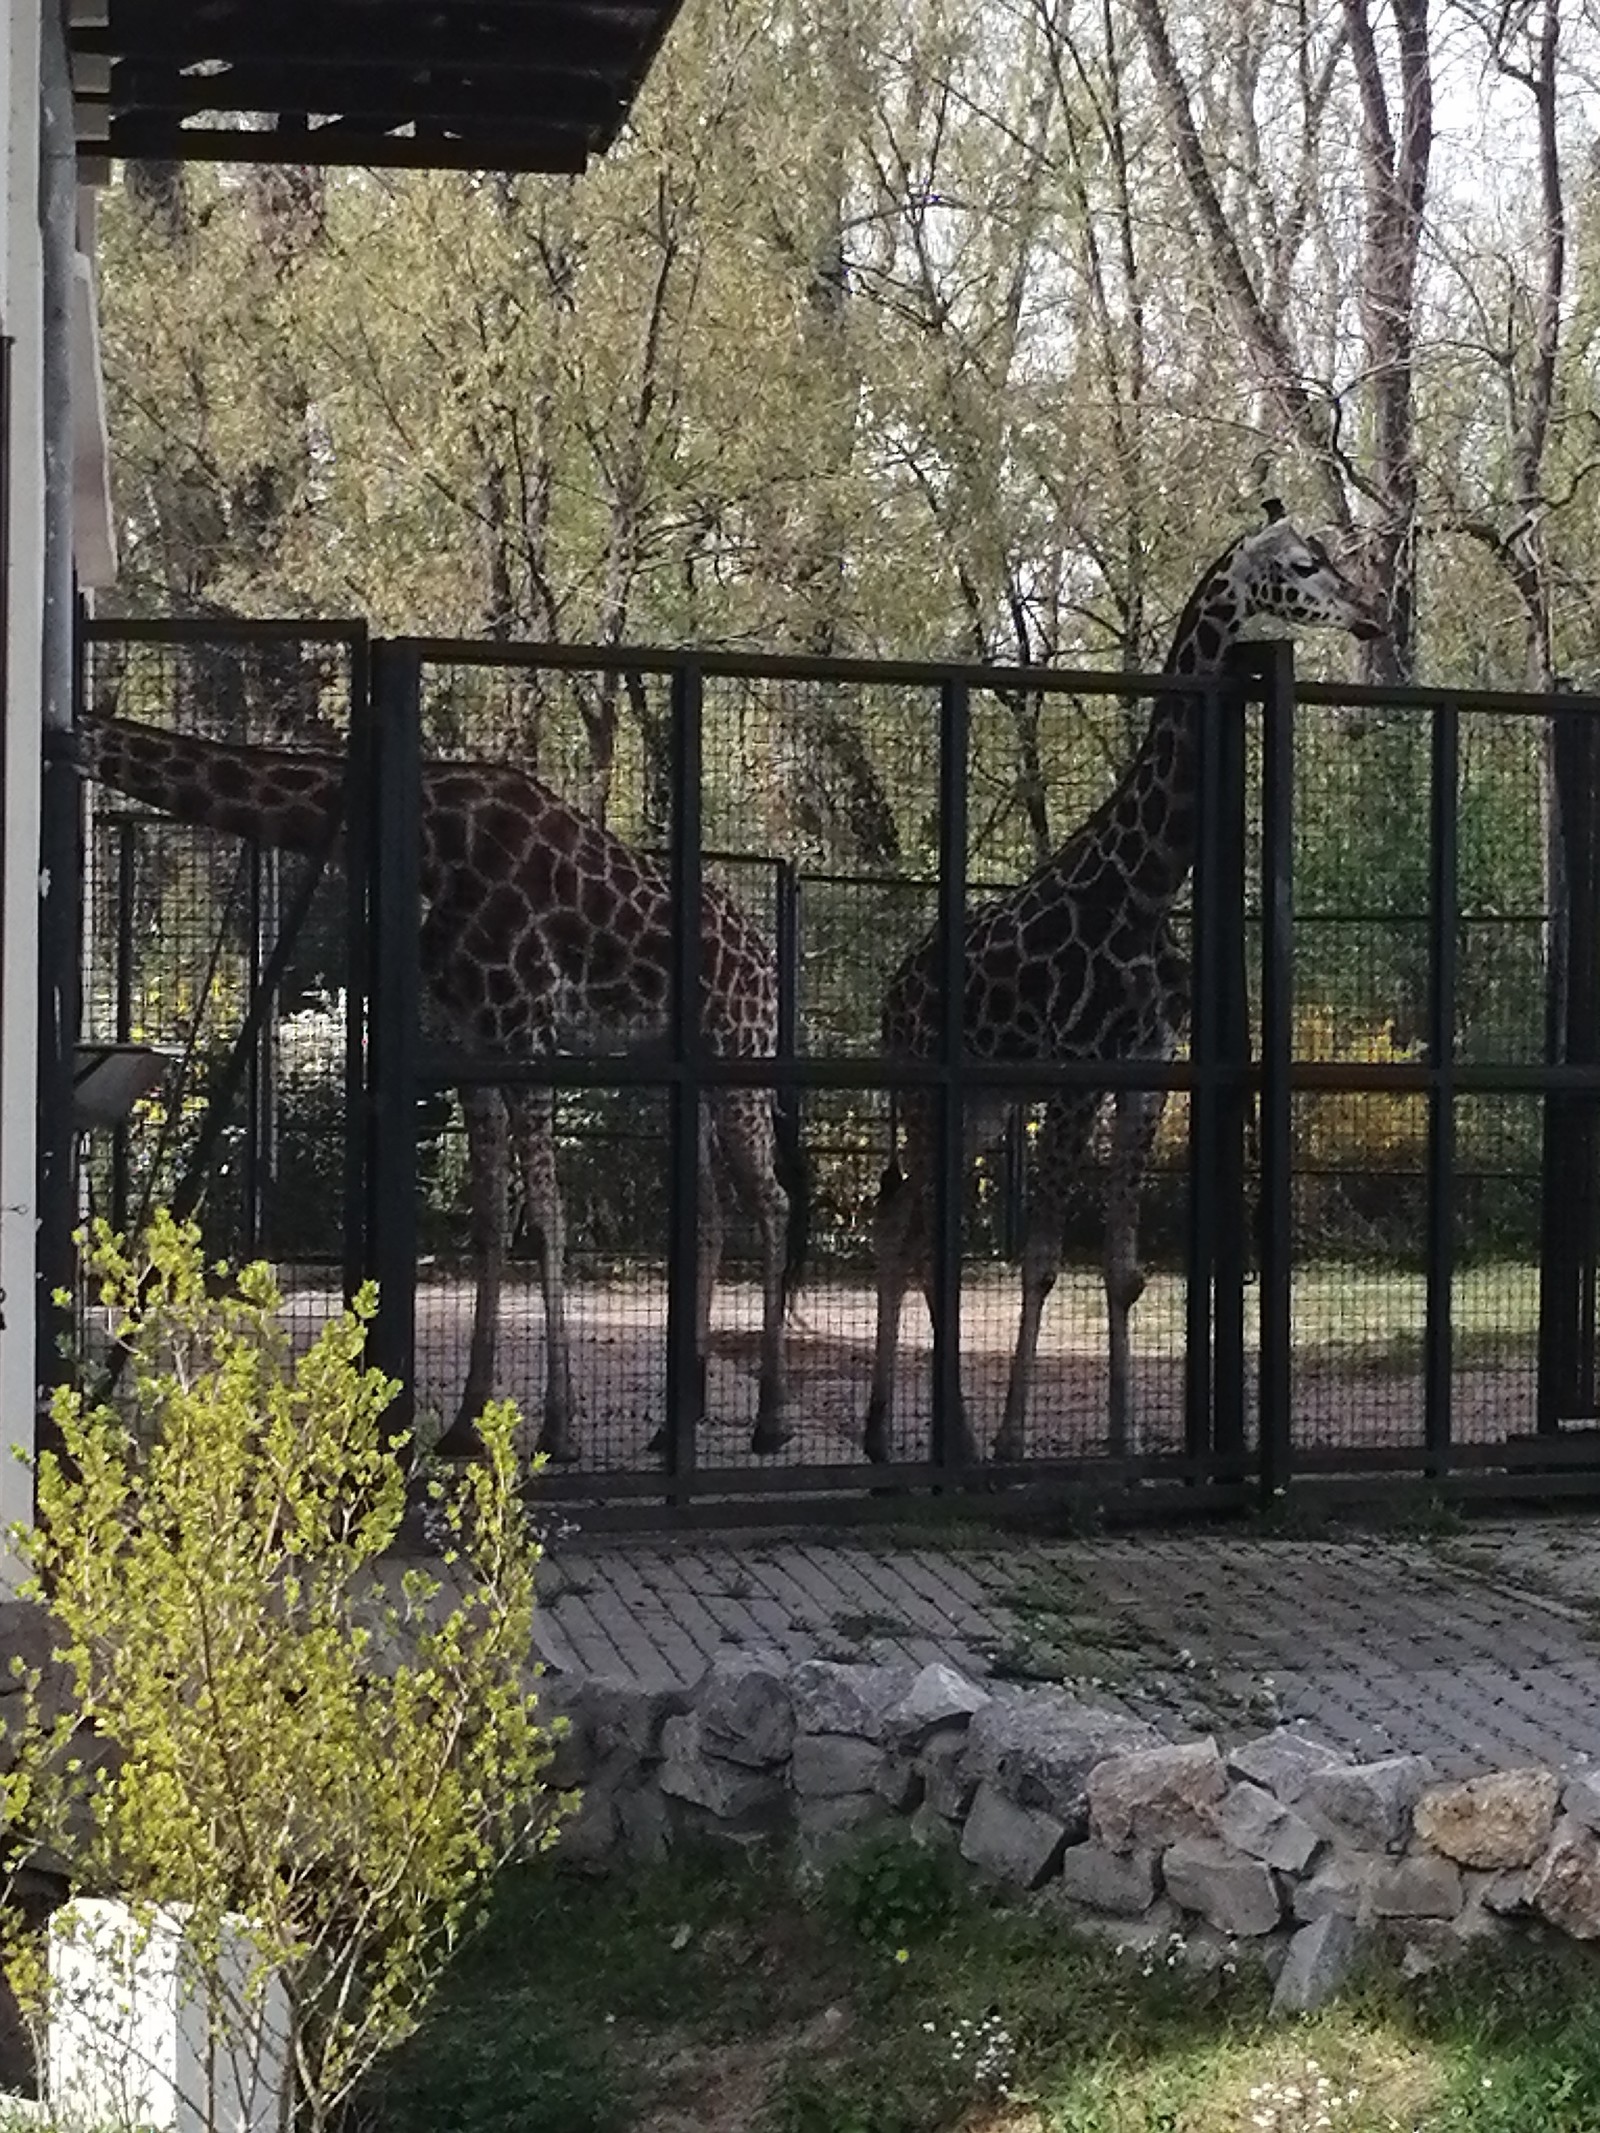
[418,761,780,1062]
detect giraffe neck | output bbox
[1094,552,1245,906]
[85,718,346,852]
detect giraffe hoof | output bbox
[432,1423,486,1461]
[537,1433,578,1466]
[749,1423,791,1457]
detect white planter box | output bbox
[47,1900,289,2133]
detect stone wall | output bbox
[541,1653,1600,2016]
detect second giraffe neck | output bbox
[1083,565,1242,908]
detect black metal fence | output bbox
[65,620,1600,1526]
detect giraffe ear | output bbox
[1261,497,1286,524]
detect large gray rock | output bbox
[960,1781,1069,1889]
[921,1729,978,1818]
[1056,1842,1161,1917]
[532,1674,593,1790]
[1292,1853,1377,1924]
[695,1651,795,1768]
[1479,1868,1531,1916]
[551,1785,619,1864]
[884,1662,990,1748]
[1528,1819,1600,1938]
[1564,1770,1600,1835]
[1088,1739,1227,1854]
[1367,1855,1463,1919]
[658,1712,785,1821]
[584,1677,687,1760]
[796,1792,889,1870]
[1161,1837,1282,1937]
[1413,1769,1559,1871]
[909,1800,960,1854]
[616,1782,672,1865]
[1213,1780,1322,1874]
[791,1734,887,1799]
[1228,1728,1351,1805]
[1272,1914,1361,2017]
[788,1660,918,1740]
[1304,1755,1434,1853]
[964,1691,1161,1835]
[875,1754,923,1812]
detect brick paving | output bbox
[533,1517,1600,1779]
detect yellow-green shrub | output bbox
[2,1212,567,2133]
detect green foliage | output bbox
[1,1212,568,2133]
[362,1842,1600,2133]
[818,1827,960,1956]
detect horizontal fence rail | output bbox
[64,621,1600,1529]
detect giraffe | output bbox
[864,502,1382,1467]
[80,715,808,1462]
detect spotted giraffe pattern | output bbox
[83,718,807,1460]
[865,505,1383,1467]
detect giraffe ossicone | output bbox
[864,503,1382,1469]
[81,716,808,1464]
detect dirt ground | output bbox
[277,1267,1537,1474]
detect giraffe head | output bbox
[1223,498,1383,643]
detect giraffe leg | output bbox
[867,1103,982,1468]
[864,1145,922,1466]
[436,1085,509,1459]
[508,1088,577,1463]
[716,1090,792,1455]
[993,1097,1096,1466]
[915,1253,982,1468]
[1104,1086,1165,1459]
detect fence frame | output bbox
[61,621,1600,1528]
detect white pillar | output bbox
[0,0,47,1584]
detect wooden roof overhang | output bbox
[69,0,686,173]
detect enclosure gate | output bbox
[63,621,1600,1527]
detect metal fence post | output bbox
[343,627,374,1306]
[933,676,970,1480]
[36,606,87,1431]
[111,818,136,1237]
[1536,700,1598,1433]
[366,639,421,1443]
[1184,679,1223,1461]
[1424,702,1460,1471]
[243,844,266,1257]
[665,661,704,1504]
[1213,654,1252,1468]
[1257,640,1297,1503]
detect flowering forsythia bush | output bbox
[1,1211,569,2133]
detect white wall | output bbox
[1,0,48,1580]
[0,4,114,1582]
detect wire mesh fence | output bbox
[67,622,1600,1521]
[76,621,364,1377]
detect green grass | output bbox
[363,1835,1600,2133]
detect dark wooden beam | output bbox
[73,0,681,174]
[97,118,593,171]
[100,59,625,128]
[71,8,656,74]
